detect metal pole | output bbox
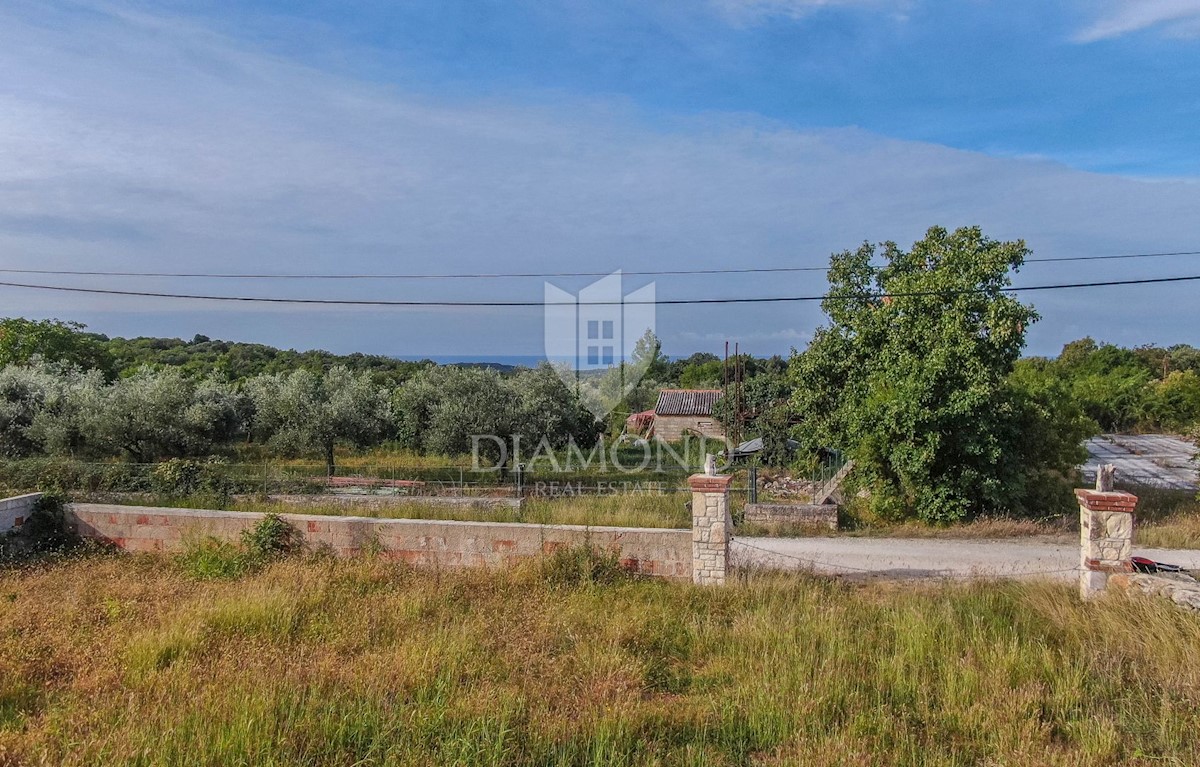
[749,465,758,505]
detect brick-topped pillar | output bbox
[1076,488,1138,600]
[689,473,733,586]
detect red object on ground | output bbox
[626,410,656,436]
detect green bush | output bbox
[151,458,233,504]
[21,493,80,552]
[240,513,302,559]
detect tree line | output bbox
[0,358,598,473]
[4,223,1198,524]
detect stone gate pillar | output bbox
[689,472,733,585]
[1076,487,1138,600]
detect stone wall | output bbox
[653,415,725,442]
[65,503,692,580]
[743,503,837,530]
[0,493,41,535]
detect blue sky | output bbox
[2,0,1200,359]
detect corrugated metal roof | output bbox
[654,389,722,416]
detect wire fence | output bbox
[0,454,853,502]
[0,457,715,498]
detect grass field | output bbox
[1,551,1198,766]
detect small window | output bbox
[602,346,614,365]
[587,320,599,339]
[602,320,614,339]
[587,346,599,365]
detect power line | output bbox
[1,274,1198,307]
[1,249,1199,281]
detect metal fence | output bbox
[0,455,850,501]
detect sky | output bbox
[1,0,1200,360]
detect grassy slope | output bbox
[1,555,1198,766]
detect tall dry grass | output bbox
[1,552,1198,766]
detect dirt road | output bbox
[733,536,1200,580]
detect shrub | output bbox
[20,493,80,553]
[241,513,302,559]
[151,457,233,504]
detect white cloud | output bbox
[1075,0,1200,42]
[1,2,1199,357]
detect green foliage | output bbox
[791,226,1046,522]
[0,363,61,458]
[1141,370,1200,432]
[101,333,431,385]
[538,543,629,588]
[246,366,393,473]
[394,363,600,463]
[240,513,302,559]
[150,458,234,503]
[1030,337,1200,433]
[712,364,795,464]
[1003,360,1097,516]
[177,537,255,580]
[12,493,82,555]
[678,359,722,389]
[0,317,113,375]
[177,515,301,580]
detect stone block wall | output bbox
[743,503,837,530]
[689,474,732,585]
[0,493,42,535]
[66,503,692,580]
[1076,488,1138,600]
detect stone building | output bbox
[652,389,725,442]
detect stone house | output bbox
[652,389,725,442]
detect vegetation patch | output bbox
[0,558,1197,764]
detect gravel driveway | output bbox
[732,536,1200,581]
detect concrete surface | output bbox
[0,493,41,534]
[1084,434,1198,490]
[733,536,1200,581]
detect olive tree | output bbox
[0,363,62,457]
[246,367,393,474]
[393,364,600,464]
[75,368,241,461]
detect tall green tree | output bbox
[790,226,1067,523]
[0,318,112,375]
